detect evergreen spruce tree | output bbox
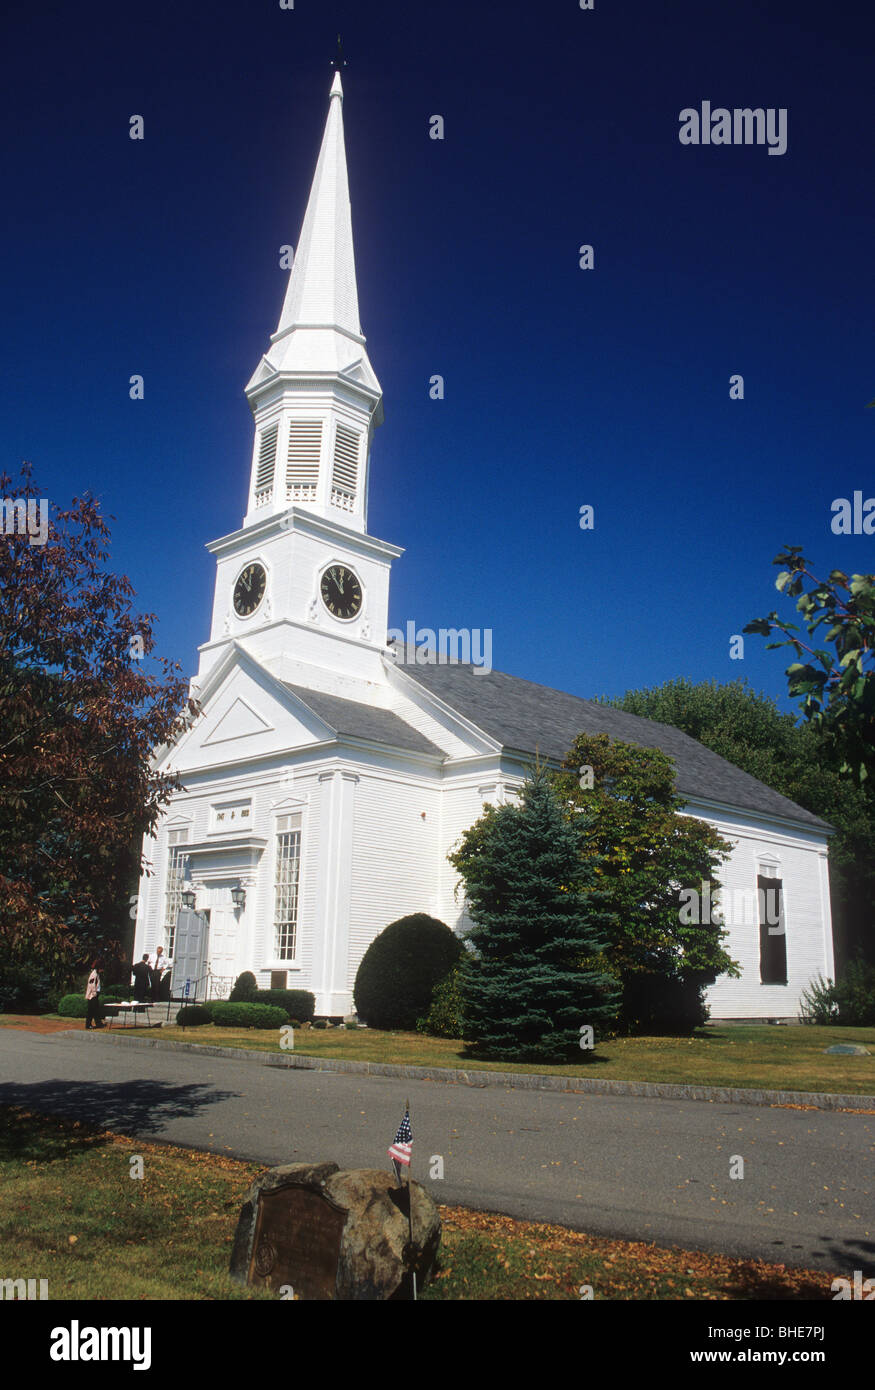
[449,768,619,1062]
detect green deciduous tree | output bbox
[553,734,737,1033]
[744,546,875,787]
[448,768,619,1062]
[605,677,875,968]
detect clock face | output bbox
[320,564,362,621]
[233,562,266,617]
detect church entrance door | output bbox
[201,882,240,999]
[174,908,210,1000]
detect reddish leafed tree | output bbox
[0,463,198,973]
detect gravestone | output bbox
[230,1161,441,1300]
[823,1044,871,1055]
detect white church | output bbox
[133,72,835,1021]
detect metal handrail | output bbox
[173,966,235,1008]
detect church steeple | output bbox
[243,71,382,534]
[274,72,361,346]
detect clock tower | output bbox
[194,70,401,694]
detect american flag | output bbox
[388,1107,412,1168]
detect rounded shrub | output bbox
[620,970,709,1036]
[57,994,88,1018]
[253,989,315,1021]
[230,971,258,1001]
[176,1005,213,1027]
[58,991,125,1017]
[209,1001,287,1030]
[312,1019,327,1029]
[354,913,463,1031]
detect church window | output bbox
[164,828,190,957]
[274,813,302,960]
[330,424,360,511]
[757,867,787,985]
[254,423,279,505]
[286,421,322,501]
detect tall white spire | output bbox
[274,72,361,342]
[243,71,382,533]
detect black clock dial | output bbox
[320,565,362,621]
[233,562,266,617]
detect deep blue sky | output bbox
[2,0,873,711]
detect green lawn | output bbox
[0,1107,839,1301]
[0,1106,272,1300]
[110,1021,875,1096]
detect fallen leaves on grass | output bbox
[436,1205,837,1300]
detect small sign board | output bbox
[247,1186,347,1299]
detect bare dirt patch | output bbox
[0,1014,80,1035]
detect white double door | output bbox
[199,881,240,987]
[174,882,241,998]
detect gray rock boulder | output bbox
[230,1161,441,1300]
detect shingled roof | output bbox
[284,683,443,757]
[398,660,830,832]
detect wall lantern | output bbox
[231,884,246,910]
[181,888,197,910]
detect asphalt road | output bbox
[1,1028,872,1274]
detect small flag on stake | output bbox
[388,1105,412,1179]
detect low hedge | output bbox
[252,989,315,1021]
[176,1005,213,1027]
[57,992,126,1017]
[209,1001,288,1030]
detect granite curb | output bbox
[83,1031,875,1112]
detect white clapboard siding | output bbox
[346,772,441,991]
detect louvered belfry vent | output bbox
[331,424,360,511]
[286,422,322,501]
[253,423,279,504]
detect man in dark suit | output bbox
[131,953,152,1002]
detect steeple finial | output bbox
[331,34,346,73]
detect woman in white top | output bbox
[84,961,103,1030]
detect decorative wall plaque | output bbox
[248,1185,348,1299]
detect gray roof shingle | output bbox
[397,660,830,832]
[284,683,443,757]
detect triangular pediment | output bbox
[203,696,273,746]
[158,644,338,773]
[245,356,278,395]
